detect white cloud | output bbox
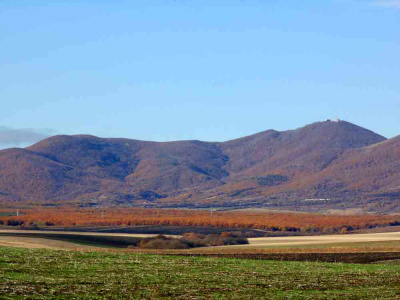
[371,0,400,8]
[0,127,54,150]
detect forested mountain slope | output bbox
[1,120,398,212]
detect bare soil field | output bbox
[240,231,400,247]
[1,229,400,251]
[0,235,97,250]
[2,229,400,264]
[1,229,400,249]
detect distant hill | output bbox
[1,120,398,212]
[284,135,400,212]
[221,120,385,179]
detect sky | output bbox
[1,0,399,149]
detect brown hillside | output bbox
[0,135,229,203]
[221,120,386,180]
[0,120,395,211]
[283,135,400,204]
[0,148,99,202]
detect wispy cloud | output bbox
[370,0,400,8]
[0,127,54,150]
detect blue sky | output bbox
[0,0,399,147]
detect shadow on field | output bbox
[0,232,142,248]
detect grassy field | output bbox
[1,247,400,299]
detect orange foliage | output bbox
[1,207,400,233]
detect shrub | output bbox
[141,238,189,249]
[6,219,24,226]
[189,233,249,247]
[138,232,249,249]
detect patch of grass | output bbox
[172,252,400,264]
[1,247,400,299]
[374,259,400,265]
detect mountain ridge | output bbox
[1,120,398,212]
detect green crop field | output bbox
[1,247,400,299]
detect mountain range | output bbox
[1,120,399,212]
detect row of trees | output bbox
[1,207,400,233]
